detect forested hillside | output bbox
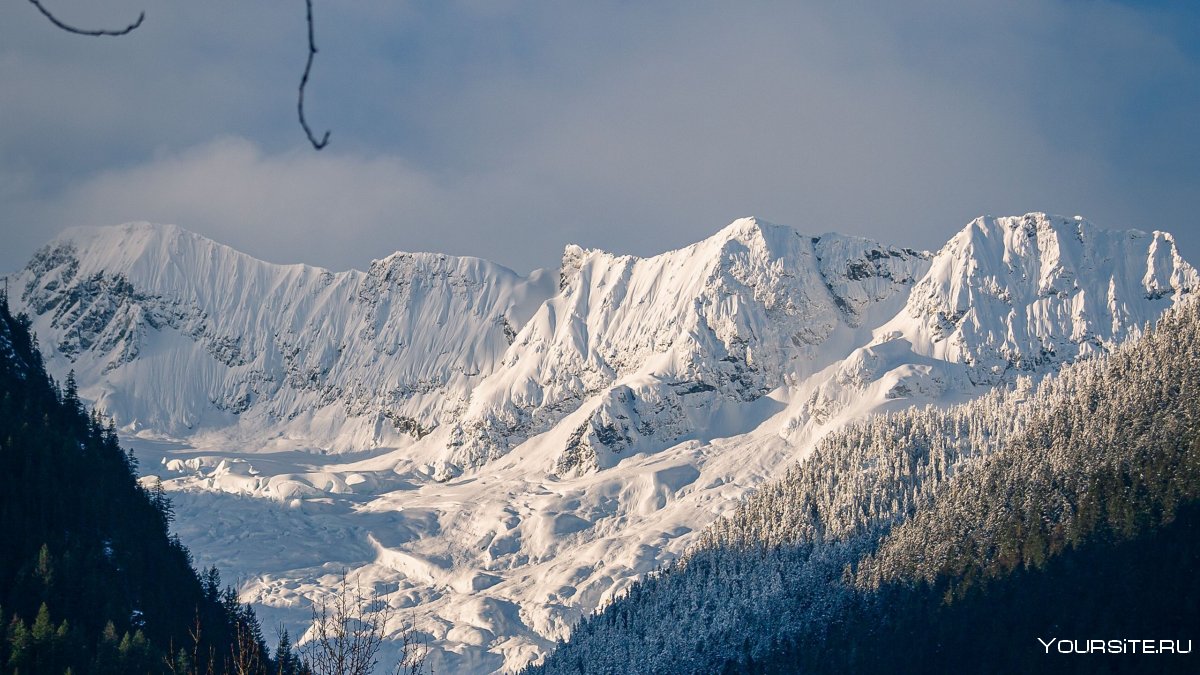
[531,299,1200,673]
[0,292,286,674]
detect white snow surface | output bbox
[6,213,1196,673]
[14,221,555,451]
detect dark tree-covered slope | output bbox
[0,292,281,674]
[757,498,1200,674]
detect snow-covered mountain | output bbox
[895,213,1191,380]
[446,218,928,474]
[778,213,1198,447]
[4,213,1195,673]
[12,222,555,450]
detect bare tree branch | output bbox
[299,0,331,150]
[301,571,427,675]
[27,0,144,37]
[28,0,336,151]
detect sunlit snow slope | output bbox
[11,222,554,451]
[5,213,1196,673]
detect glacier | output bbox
[4,212,1195,673]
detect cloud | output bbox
[1,1,1197,274]
[40,138,493,270]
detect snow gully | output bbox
[1037,638,1193,654]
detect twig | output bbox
[29,0,332,151]
[27,0,144,37]
[299,0,331,150]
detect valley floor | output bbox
[127,420,791,674]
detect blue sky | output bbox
[2,0,1197,273]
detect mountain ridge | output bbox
[5,212,1196,673]
[12,220,557,450]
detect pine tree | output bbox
[0,289,282,674]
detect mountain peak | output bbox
[706,216,800,251]
[51,221,188,262]
[713,215,774,237]
[59,220,185,240]
[35,221,333,288]
[954,212,1086,247]
[895,212,1198,383]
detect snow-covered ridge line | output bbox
[5,212,1197,673]
[11,221,556,451]
[444,217,930,473]
[7,213,1196,466]
[891,214,1196,382]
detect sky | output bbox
[1,0,1198,275]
